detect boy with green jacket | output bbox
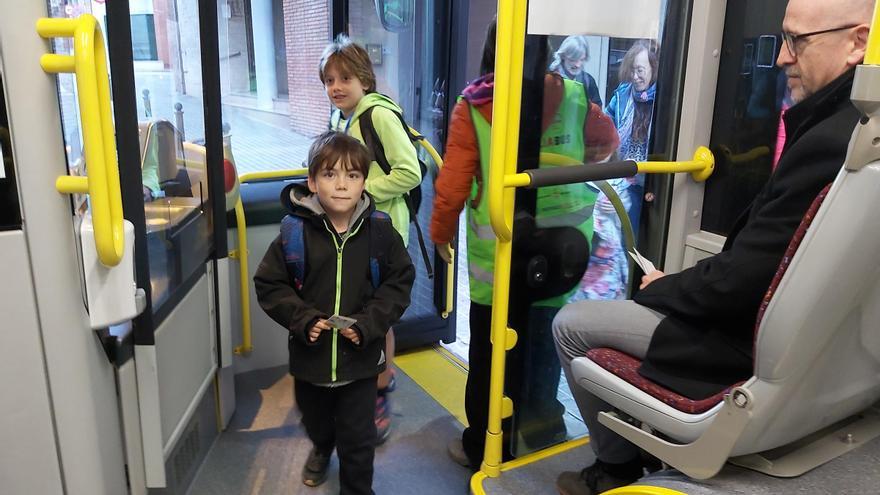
[320,35,421,442]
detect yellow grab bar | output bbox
[409,135,455,319]
[232,168,308,355]
[239,169,308,183]
[479,0,528,478]
[38,15,124,267]
[865,0,880,65]
[231,199,252,355]
[638,146,715,181]
[407,129,456,318]
[487,1,527,245]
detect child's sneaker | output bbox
[375,394,392,445]
[383,369,397,393]
[301,447,331,487]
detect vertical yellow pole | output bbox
[481,0,528,477]
[865,0,880,65]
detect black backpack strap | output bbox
[358,107,391,174]
[358,106,433,279]
[410,204,433,279]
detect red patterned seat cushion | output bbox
[754,183,832,341]
[586,348,737,414]
[584,184,832,415]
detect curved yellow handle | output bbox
[39,15,124,267]
[636,146,715,182]
[487,0,527,244]
[866,0,880,65]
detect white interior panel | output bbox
[0,232,63,494]
[154,275,216,447]
[231,224,290,374]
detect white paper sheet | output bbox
[326,314,357,330]
[628,247,657,274]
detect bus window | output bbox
[701,1,788,236]
[348,0,452,328]
[0,69,22,231]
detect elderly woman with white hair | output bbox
[549,35,603,107]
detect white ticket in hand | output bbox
[628,248,657,274]
[326,314,357,330]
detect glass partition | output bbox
[501,0,687,457]
[348,0,451,326]
[0,70,22,231]
[129,0,213,313]
[216,0,310,174]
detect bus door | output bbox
[34,0,229,492]
[341,0,456,349]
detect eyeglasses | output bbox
[631,66,649,78]
[781,24,860,58]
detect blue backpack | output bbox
[280,211,391,291]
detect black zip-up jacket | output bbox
[254,183,414,383]
[634,70,860,400]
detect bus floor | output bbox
[477,424,880,495]
[189,362,474,494]
[634,431,880,495]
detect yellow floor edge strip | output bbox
[396,345,469,426]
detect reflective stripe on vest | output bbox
[465,78,597,306]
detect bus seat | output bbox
[570,161,880,480]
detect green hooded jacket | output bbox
[330,93,421,246]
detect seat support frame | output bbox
[598,387,754,480]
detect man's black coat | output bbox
[634,70,861,400]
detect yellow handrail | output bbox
[239,169,308,183]
[232,168,308,355]
[480,0,528,478]
[38,15,124,266]
[865,0,880,65]
[407,130,456,318]
[639,146,715,182]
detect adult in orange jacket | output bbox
[431,21,619,469]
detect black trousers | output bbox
[295,377,377,495]
[461,301,566,466]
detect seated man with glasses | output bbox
[553,1,874,494]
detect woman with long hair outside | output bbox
[571,40,658,302]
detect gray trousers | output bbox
[553,300,665,464]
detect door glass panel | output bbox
[500,0,685,457]
[701,1,788,236]
[348,0,450,325]
[0,70,23,231]
[45,0,214,316]
[131,0,213,313]
[217,0,303,175]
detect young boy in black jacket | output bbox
[254,131,414,495]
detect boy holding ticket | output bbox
[254,131,414,494]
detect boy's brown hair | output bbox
[307,131,372,179]
[318,35,377,93]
